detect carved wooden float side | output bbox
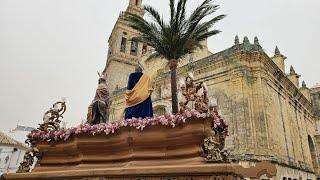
[33,117,213,172]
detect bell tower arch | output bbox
[103,0,145,93]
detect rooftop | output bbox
[0,131,28,149]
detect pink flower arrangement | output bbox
[27,110,228,144]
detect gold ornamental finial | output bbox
[38,101,67,132]
[179,73,209,113]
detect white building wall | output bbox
[0,145,26,175]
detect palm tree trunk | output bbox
[169,59,179,114]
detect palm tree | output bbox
[125,0,225,114]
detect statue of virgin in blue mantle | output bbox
[124,64,154,119]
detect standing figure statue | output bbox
[87,72,109,125]
[124,64,153,119]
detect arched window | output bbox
[120,37,127,53]
[135,0,139,6]
[308,135,319,171]
[130,41,138,56]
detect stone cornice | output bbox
[257,52,313,113]
[153,43,263,81]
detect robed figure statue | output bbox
[87,73,109,125]
[124,65,153,119]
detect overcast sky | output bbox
[0,0,319,132]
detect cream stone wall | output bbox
[273,164,316,180]
[141,48,212,81]
[105,60,135,93]
[311,86,320,119]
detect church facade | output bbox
[103,1,320,179]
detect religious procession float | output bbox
[1,72,276,180]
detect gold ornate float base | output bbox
[2,118,276,179]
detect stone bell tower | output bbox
[103,0,145,93]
